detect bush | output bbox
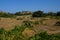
[0,12,16,18]
[23,21,33,28]
[55,16,60,20]
[55,21,60,26]
[29,31,60,40]
[57,11,60,16]
[34,21,39,25]
[16,17,23,20]
[32,11,43,17]
[0,27,60,40]
[0,25,26,40]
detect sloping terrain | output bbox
[0,16,60,34]
[0,17,23,30]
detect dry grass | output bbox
[0,17,23,30]
[22,28,35,38]
[0,15,60,34]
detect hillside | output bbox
[0,11,60,40]
[0,15,60,34]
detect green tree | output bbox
[57,11,60,16]
[32,10,43,17]
[47,12,56,16]
[15,12,21,16]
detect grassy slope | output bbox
[0,15,60,34]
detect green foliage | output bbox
[0,27,60,40]
[0,28,5,34]
[47,12,56,16]
[15,11,32,16]
[34,21,39,25]
[57,11,60,16]
[32,11,43,17]
[32,11,60,18]
[54,21,60,26]
[29,31,60,40]
[23,21,33,28]
[15,12,22,16]
[0,11,60,40]
[16,17,23,20]
[0,11,60,18]
[0,25,26,40]
[0,12,16,18]
[54,16,60,20]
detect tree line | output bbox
[32,11,60,17]
[0,11,60,18]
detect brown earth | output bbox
[0,17,23,30]
[0,16,60,34]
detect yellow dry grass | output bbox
[22,28,35,38]
[0,17,23,30]
[0,15,60,34]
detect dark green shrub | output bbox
[0,25,26,40]
[55,16,60,20]
[34,21,39,25]
[15,12,21,16]
[0,27,60,40]
[23,21,33,28]
[0,12,16,18]
[32,11,43,17]
[0,28,6,40]
[57,11,60,16]
[11,25,26,34]
[16,17,23,20]
[0,28,5,34]
[29,31,60,40]
[55,21,60,26]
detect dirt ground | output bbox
[0,16,60,34]
[0,17,23,30]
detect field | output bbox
[0,15,60,40]
[0,15,60,33]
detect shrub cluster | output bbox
[0,12,15,18]
[29,31,60,40]
[23,21,33,28]
[32,11,60,18]
[0,25,60,40]
[0,11,60,18]
[0,25,26,40]
[55,21,60,26]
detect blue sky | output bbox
[0,0,60,13]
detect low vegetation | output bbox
[23,21,33,28]
[0,10,60,40]
[55,21,60,26]
[0,25,60,40]
[29,31,60,40]
[0,11,60,18]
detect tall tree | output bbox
[47,12,56,16]
[32,10,43,17]
[15,12,21,16]
[57,11,60,16]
